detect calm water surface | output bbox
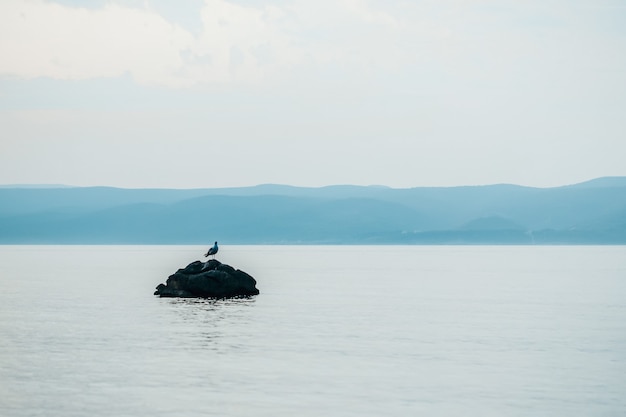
[0,245,625,416]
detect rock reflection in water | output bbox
[162,297,257,353]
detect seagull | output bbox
[204,241,219,259]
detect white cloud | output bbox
[0,1,195,87]
[2,0,624,112]
[0,0,406,88]
[4,0,616,90]
[183,0,301,84]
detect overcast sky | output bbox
[1,0,625,189]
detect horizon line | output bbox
[1,176,626,190]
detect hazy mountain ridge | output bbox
[1,178,625,244]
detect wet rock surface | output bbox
[154,259,259,299]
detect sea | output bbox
[0,245,625,417]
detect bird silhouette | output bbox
[204,241,219,259]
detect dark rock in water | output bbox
[154,259,259,299]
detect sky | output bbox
[1,0,625,189]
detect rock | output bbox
[154,259,259,299]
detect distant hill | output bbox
[565,177,626,189]
[457,215,525,231]
[1,177,625,244]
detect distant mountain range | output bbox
[1,177,626,244]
